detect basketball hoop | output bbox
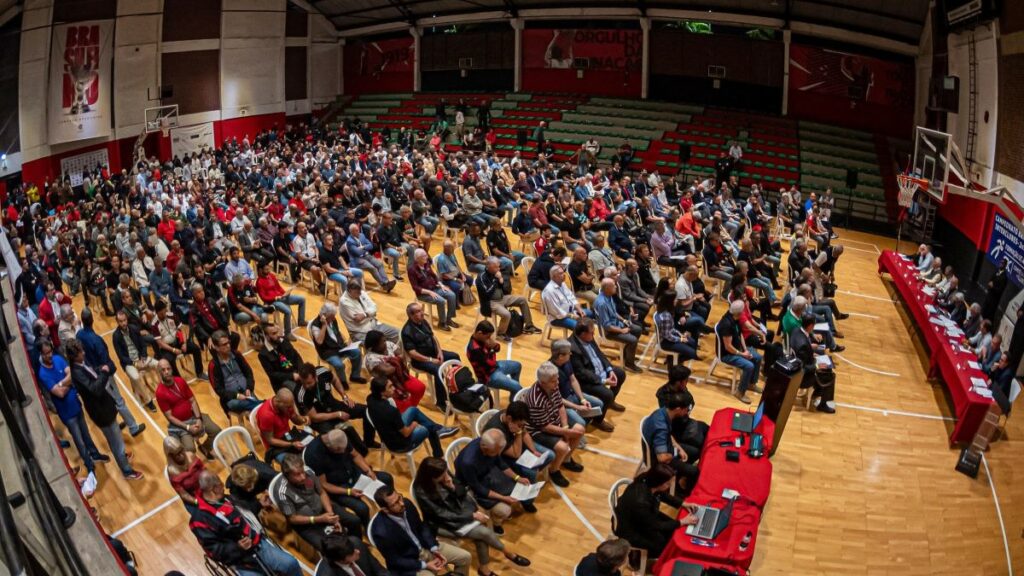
[159,117,170,138]
[897,174,927,208]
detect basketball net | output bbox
[159,117,170,138]
[897,174,927,208]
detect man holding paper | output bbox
[304,429,394,529]
[523,362,586,488]
[455,429,539,519]
[791,313,837,414]
[482,402,551,483]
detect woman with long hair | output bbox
[363,329,426,412]
[412,457,530,576]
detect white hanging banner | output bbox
[60,148,110,187]
[48,20,114,144]
[170,122,216,160]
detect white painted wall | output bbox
[18,0,53,164]
[310,12,339,111]
[221,0,286,120]
[946,22,999,186]
[114,0,162,139]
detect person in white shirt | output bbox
[729,141,743,161]
[229,209,250,235]
[542,266,586,331]
[291,221,325,290]
[339,281,400,343]
[131,247,155,307]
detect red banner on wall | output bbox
[788,44,913,108]
[523,29,642,71]
[348,37,414,77]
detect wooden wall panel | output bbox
[285,46,307,101]
[163,0,222,41]
[161,50,220,114]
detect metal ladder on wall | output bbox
[965,30,979,172]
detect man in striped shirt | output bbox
[523,362,585,487]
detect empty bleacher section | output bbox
[798,121,890,224]
[330,92,896,225]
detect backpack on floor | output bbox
[505,310,524,338]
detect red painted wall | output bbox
[19,112,286,187]
[343,37,415,95]
[939,193,994,250]
[521,29,642,98]
[788,44,915,138]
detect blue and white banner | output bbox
[986,213,1024,287]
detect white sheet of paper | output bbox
[970,377,988,388]
[815,354,833,368]
[510,481,545,501]
[515,451,551,469]
[341,342,361,353]
[455,520,481,537]
[576,406,603,418]
[968,361,981,370]
[925,304,937,313]
[813,323,830,332]
[922,287,936,296]
[467,383,485,392]
[353,475,387,499]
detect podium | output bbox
[758,355,804,456]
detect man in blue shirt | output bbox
[641,391,704,497]
[594,278,642,372]
[346,224,395,291]
[76,308,146,436]
[37,340,109,482]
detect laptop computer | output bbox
[684,498,734,539]
[731,401,765,434]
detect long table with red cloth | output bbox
[651,408,775,575]
[878,250,993,445]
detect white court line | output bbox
[844,311,880,319]
[833,353,901,377]
[837,290,896,303]
[981,454,1015,576]
[583,446,641,464]
[110,496,180,537]
[833,402,955,421]
[838,238,882,254]
[100,328,115,337]
[553,485,604,542]
[113,374,168,439]
[506,338,514,361]
[836,245,878,255]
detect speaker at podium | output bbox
[757,354,804,456]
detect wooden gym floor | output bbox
[51,227,1022,575]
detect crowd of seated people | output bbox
[11,116,868,574]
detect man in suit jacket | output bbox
[607,215,635,260]
[569,319,626,412]
[790,314,836,414]
[370,486,471,576]
[111,310,158,411]
[618,259,653,321]
[316,532,387,576]
[66,339,143,480]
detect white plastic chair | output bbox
[248,402,266,445]
[444,437,473,473]
[521,256,539,302]
[706,323,741,394]
[437,359,488,429]
[475,408,500,437]
[609,478,650,571]
[367,513,381,549]
[539,298,572,344]
[640,317,693,374]
[513,387,529,403]
[594,323,625,360]
[365,410,420,476]
[212,426,257,468]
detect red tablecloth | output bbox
[651,408,774,574]
[878,250,992,445]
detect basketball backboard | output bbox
[912,126,974,203]
[144,104,179,134]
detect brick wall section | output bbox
[995,53,1024,182]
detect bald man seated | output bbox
[254,388,310,463]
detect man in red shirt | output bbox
[157,214,176,244]
[255,387,308,463]
[155,359,222,456]
[255,261,306,340]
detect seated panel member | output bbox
[641,391,705,496]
